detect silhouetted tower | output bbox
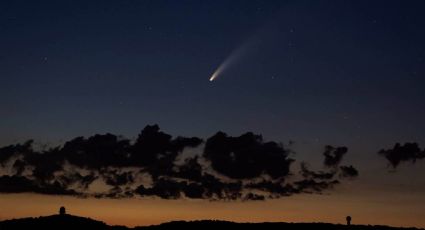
[59,206,66,215]
[346,215,351,225]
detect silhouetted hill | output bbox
[0,215,423,230]
[0,214,125,230]
[136,220,423,230]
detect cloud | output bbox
[203,132,293,179]
[12,159,26,175]
[132,125,202,168]
[293,179,339,193]
[0,140,33,166]
[295,162,348,194]
[0,125,358,200]
[243,193,265,201]
[323,145,348,168]
[339,165,359,178]
[300,162,336,180]
[0,175,78,195]
[102,169,134,187]
[61,134,131,169]
[378,142,425,168]
[57,172,98,190]
[174,156,203,181]
[246,180,295,197]
[135,178,184,199]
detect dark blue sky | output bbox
[1,0,424,155]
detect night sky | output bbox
[1,0,425,227]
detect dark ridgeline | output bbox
[0,210,422,230]
[136,221,423,230]
[0,214,113,230]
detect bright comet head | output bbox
[209,72,218,81]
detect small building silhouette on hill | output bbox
[346,215,351,225]
[59,206,66,215]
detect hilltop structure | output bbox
[59,206,66,215]
[346,216,352,225]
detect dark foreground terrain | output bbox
[0,214,422,230]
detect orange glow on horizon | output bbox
[1,184,425,228]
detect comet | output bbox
[209,72,218,82]
[209,37,259,82]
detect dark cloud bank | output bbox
[0,125,359,200]
[379,142,425,169]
